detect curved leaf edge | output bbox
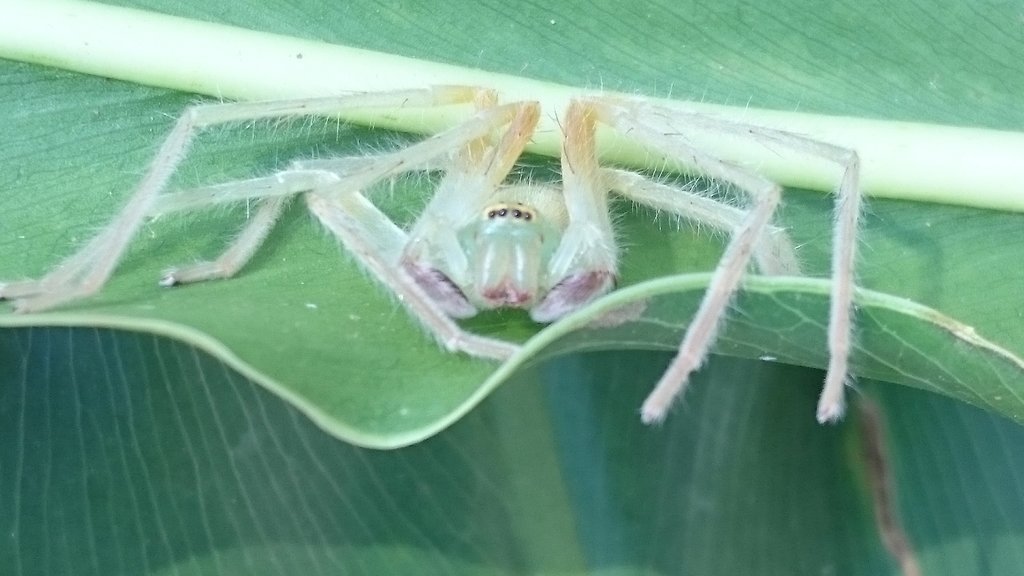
[424,274,1024,448]
[3,273,1021,449]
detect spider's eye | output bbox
[482,202,535,222]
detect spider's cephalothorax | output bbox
[458,185,567,310]
[401,182,617,323]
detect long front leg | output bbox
[150,99,535,289]
[156,98,539,319]
[529,101,618,322]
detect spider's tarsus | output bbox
[0,280,45,301]
[12,294,58,314]
[2,281,53,311]
[442,333,519,361]
[639,393,672,426]
[13,299,46,314]
[816,399,846,424]
[640,409,667,426]
[816,371,849,424]
[158,274,179,287]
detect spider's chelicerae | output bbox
[0,86,861,424]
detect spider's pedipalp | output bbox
[531,270,617,323]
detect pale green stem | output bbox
[1,0,1023,212]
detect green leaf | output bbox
[3,329,1024,575]
[1,0,1022,446]
[1,2,1024,571]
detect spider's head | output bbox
[399,184,563,320]
[406,183,614,322]
[460,194,564,311]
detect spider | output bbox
[0,85,861,424]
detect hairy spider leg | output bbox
[305,99,543,361]
[160,195,296,286]
[528,101,619,322]
[0,86,489,312]
[534,98,802,321]
[583,99,861,424]
[151,97,534,288]
[601,169,802,277]
[526,102,801,320]
[305,192,519,361]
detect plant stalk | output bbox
[1,0,1023,211]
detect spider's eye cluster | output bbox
[484,202,534,221]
